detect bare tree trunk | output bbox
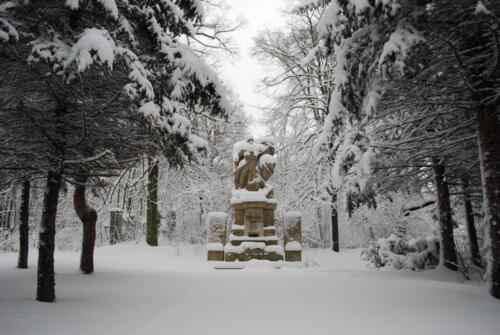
[37,171,62,302]
[477,104,500,298]
[199,196,204,231]
[316,205,324,247]
[462,178,482,267]
[432,160,458,271]
[146,158,159,246]
[331,192,339,252]
[0,197,6,229]
[6,190,15,230]
[74,177,97,274]
[17,180,30,269]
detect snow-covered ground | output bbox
[1,244,499,335]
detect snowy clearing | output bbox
[1,244,499,335]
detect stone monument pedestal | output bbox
[224,199,284,262]
[233,202,276,236]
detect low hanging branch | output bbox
[402,200,435,216]
[63,150,113,165]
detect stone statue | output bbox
[233,138,276,197]
[206,137,302,263]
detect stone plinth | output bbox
[207,212,228,261]
[284,212,302,262]
[225,200,283,262]
[232,201,276,237]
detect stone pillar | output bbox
[109,209,124,245]
[284,212,302,262]
[263,208,275,227]
[232,208,245,237]
[263,206,275,237]
[234,208,244,225]
[207,212,228,261]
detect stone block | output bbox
[224,249,284,262]
[207,212,227,261]
[234,209,244,225]
[284,212,302,244]
[263,227,276,237]
[208,250,224,261]
[284,212,302,262]
[232,229,244,237]
[263,208,275,227]
[244,207,264,237]
[285,251,302,262]
[232,202,276,238]
[207,212,227,244]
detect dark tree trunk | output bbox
[146,158,159,246]
[477,104,500,299]
[462,178,482,267]
[432,160,458,271]
[17,180,30,269]
[316,205,325,248]
[37,171,62,302]
[0,198,5,228]
[331,193,339,252]
[74,177,97,274]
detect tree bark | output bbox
[462,178,482,267]
[477,104,500,298]
[74,177,97,274]
[0,197,5,228]
[6,191,14,229]
[331,193,339,252]
[316,205,325,247]
[17,180,30,269]
[432,160,458,271]
[37,171,62,302]
[146,158,159,246]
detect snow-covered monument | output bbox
[207,138,302,262]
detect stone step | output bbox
[229,233,278,241]
[231,228,244,237]
[230,225,277,238]
[230,239,278,246]
[224,244,284,262]
[263,226,276,237]
[228,234,278,246]
[225,251,283,262]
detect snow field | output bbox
[0,244,499,335]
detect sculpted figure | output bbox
[235,151,260,191]
[233,138,276,197]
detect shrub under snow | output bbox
[361,234,440,271]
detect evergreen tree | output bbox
[0,0,230,301]
[301,0,499,297]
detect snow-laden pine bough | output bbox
[0,0,232,302]
[295,0,500,298]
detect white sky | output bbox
[220,0,288,138]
